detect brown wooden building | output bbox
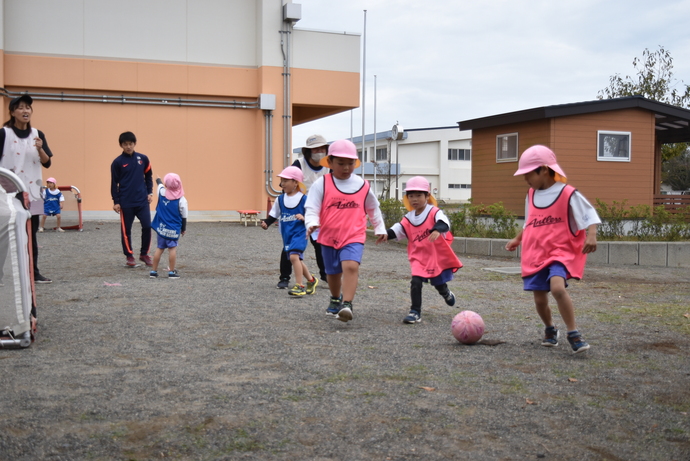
[457,96,690,217]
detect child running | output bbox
[150,173,188,279]
[377,176,462,324]
[505,145,600,354]
[39,177,64,232]
[305,139,386,322]
[261,166,318,296]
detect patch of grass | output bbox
[499,376,526,394]
[403,364,428,373]
[362,391,387,398]
[323,372,362,383]
[593,302,690,334]
[222,428,263,452]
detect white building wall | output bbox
[292,29,360,73]
[366,127,472,203]
[3,0,271,67]
[3,0,357,74]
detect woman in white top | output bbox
[0,94,54,286]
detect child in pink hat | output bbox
[150,173,188,279]
[377,176,462,324]
[261,166,318,296]
[305,140,387,322]
[505,145,600,354]
[39,177,65,232]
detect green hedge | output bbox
[595,199,690,241]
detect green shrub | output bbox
[378,198,406,228]
[447,201,518,239]
[596,199,690,241]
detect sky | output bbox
[291,0,690,150]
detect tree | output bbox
[598,46,690,161]
[662,150,690,191]
[598,46,690,107]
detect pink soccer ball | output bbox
[451,311,485,344]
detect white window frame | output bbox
[357,148,365,162]
[496,133,518,163]
[448,148,471,161]
[597,131,631,162]
[375,147,388,162]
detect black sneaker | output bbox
[541,326,559,347]
[336,301,353,323]
[149,271,158,279]
[34,273,52,284]
[443,290,456,307]
[567,331,590,354]
[403,311,421,324]
[326,295,343,317]
[168,270,180,279]
[276,279,290,289]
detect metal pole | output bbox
[373,75,377,197]
[360,10,367,177]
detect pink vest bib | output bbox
[521,185,587,279]
[401,207,462,278]
[318,174,370,249]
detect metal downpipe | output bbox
[265,110,281,197]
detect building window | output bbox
[357,148,365,162]
[496,133,518,162]
[448,184,471,189]
[448,148,471,161]
[598,131,631,162]
[375,147,388,161]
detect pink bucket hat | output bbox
[403,176,438,211]
[277,166,306,193]
[163,173,184,200]
[404,176,431,193]
[319,139,361,168]
[513,145,567,182]
[46,177,57,184]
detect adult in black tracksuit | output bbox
[110,131,154,267]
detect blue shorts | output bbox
[157,234,179,249]
[523,262,568,292]
[321,243,364,275]
[44,212,60,216]
[421,268,455,286]
[288,250,304,260]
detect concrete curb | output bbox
[453,238,690,268]
[371,232,690,268]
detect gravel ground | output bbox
[1,221,689,461]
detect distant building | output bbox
[458,96,690,216]
[295,126,472,202]
[1,1,360,216]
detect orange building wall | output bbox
[471,120,551,214]
[2,53,358,213]
[472,109,656,216]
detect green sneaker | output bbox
[288,284,307,296]
[306,275,318,295]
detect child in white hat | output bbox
[39,177,64,232]
[262,166,318,296]
[305,140,387,322]
[377,176,462,324]
[505,145,600,353]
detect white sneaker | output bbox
[57,228,65,232]
[38,227,44,233]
